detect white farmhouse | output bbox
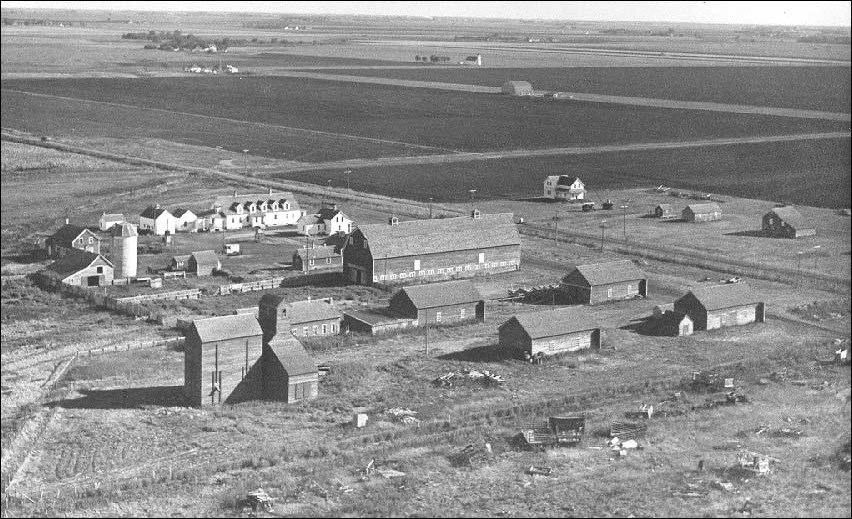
[543,176,586,201]
[211,189,304,230]
[297,203,354,236]
[139,205,177,235]
[173,208,198,232]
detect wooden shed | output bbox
[682,203,722,223]
[502,81,534,96]
[258,295,341,341]
[292,245,343,272]
[498,307,601,358]
[189,250,220,276]
[171,254,191,271]
[674,283,764,331]
[261,334,318,404]
[388,280,484,325]
[184,314,265,407]
[654,204,676,219]
[560,260,647,305]
[658,311,694,336]
[762,207,816,238]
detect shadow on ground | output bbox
[438,344,517,363]
[620,316,669,337]
[724,230,769,238]
[52,385,186,409]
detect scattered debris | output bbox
[691,370,734,392]
[624,403,654,420]
[241,488,274,513]
[736,450,776,475]
[449,443,493,467]
[385,407,420,424]
[518,415,585,450]
[434,368,505,388]
[378,468,407,479]
[353,413,368,428]
[335,479,354,494]
[526,466,553,476]
[610,421,648,440]
[712,480,734,492]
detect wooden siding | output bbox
[292,254,343,272]
[675,294,764,331]
[290,317,341,338]
[562,278,646,305]
[530,329,600,356]
[761,213,816,238]
[184,331,264,407]
[261,347,319,404]
[498,320,532,357]
[62,260,114,287]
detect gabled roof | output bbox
[355,213,519,259]
[682,283,762,311]
[266,334,316,377]
[259,296,341,324]
[212,192,301,214]
[502,307,598,340]
[190,250,219,267]
[564,260,644,287]
[45,250,113,278]
[172,254,191,263]
[684,203,721,214]
[191,314,263,343]
[50,224,95,246]
[140,206,173,219]
[316,207,347,222]
[395,280,483,309]
[556,176,583,187]
[110,222,138,237]
[294,246,340,261]
[766,207,813,231]
[172,208,195,218]
[656,204,673,210]
[100,213,125,222]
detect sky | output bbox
[2,1,850,27]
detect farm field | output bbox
[283,137,852,208]
[2,77,849,159]
[316,65,852,113]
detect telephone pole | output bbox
[600,220,608,251]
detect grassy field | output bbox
[2,77,848,160]
[315,66,852,113]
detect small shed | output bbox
[674,283,764,331]
[189,250,221,276]
[682,203,722,223]
[654,204,676,219]
[560,260,647,305]
[261,334,319,404]
[342,309,417,336]
[171,254,191,271]
[498,307,601,358]
[762,207,816,238]
[292,245,342,272]
[502,81,534,96]
[388,280,484,325]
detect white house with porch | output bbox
[543,176,586,201]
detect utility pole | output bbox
[424,311,429,356]
[600,220,608,251]
[241,149,249,176]
[620,204,629,241]
[553,210,559,246]
[813,245,821,270]
[344,169,352,191]
[796,251,803,288]
[428,197,434,219]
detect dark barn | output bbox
[762,207,816,238]
[499,307,602,358]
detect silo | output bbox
[111,222,138,279]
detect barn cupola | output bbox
[471,209,481,219]
[389,216,399,226]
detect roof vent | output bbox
[389,216,399,226]
[471,209,481,219]
[155,204,160,210]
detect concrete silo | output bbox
[111,222,138,279]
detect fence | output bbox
[217,271,343,295]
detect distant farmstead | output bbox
[762,207,816,238]
[499,307,602,358]
[543,176,586,201]
[502,81,534,96]
[682,203,722,223]
[654,204,676,219]
[560,260,647,305]
[674,283,765,331]
[343,212,521,286]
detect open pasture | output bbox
[283,137,851,208]
[317,65,852,113]
[2,76,848,163]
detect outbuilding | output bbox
[139,205,177,235]
[46,222,101,258]
[543,176,585,201]
[173,208,198,233]
[184,314,265,407]
[258,295,342,340]
[674,283,765,331]
[658,311,694,336]
[762,207,816,238]
[292,245,343,272]
[261,334,318,403]
[560,260,647,305]
[498,307,601,358]
[171,254,191,271]
[99,213,126,231]
[39,250,114,287]
[188,250,221,276]
[654,204,676,219]
[388,279,484,325]
[502,81,534,96]
[682,203,722,223]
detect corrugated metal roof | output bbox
[266,334,316,377]
[44,250,113,278]
[566,260,644,287]
[396,280,483,309]
[190,250,219,268]
[685,283,762,311]
[191,314,263,343]
[767,207,813,231]
[356,213,519,259]
[503,307,598,339]
[684,203,721,214]
[140,206,172,219]
[50,224,92,247]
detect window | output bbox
[414,260,421,271]
[303,326,309,336]
[284,203,290,210]
[427,269,434,275]
[464,265,471,271]
[607,288,613,298]
[96,266,103,274]
[500,261,506,267]
[437,268,444,274]
[331,324,336,333]
[460,308,466,318]
[455,266,463,272]
[379,275,386,281]
[373,275,378,282]
[312,325,318,335]
[479,253,485,263]
[88,237,94,244]
[326,257,331,264]
[436,312,442,322]
[390,274,397,280]
[322,324,327,334]
[309,259,315,266]
[627,284,635,294]
[291,327,297,335]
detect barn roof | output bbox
[190,250,219,267]
[140,206,172,219]
[100,213,125,222]
[656,204,673,210]
[316,207,347,222]
[395,280,483,309]
[50,224,94,246]
[766,207,813,231]
[44,250,113,278]
[266,334,316,377]
[684,203,721,214]
[684,283,762,311]
[191,314,263,343]
[355,213,519,259]
[212,192,301,213]
[110,222,138,237]
[565,260,645,287]
[294,245,340,261]
[172,208,195,218]
[259,296,341,324]
[502,307,598,340]
[172,254,191,264]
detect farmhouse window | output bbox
[456,266,463,273]
[331,324,336,333]
[284,203,290,210]
[312,325,318,335]
[322,324,327,334]
[390,274,397,280]
[88,237,94,244]
[628,284,635,294]
[437,268,444,274]
[309,259,315,266]
[379,275,385,281]
[427,269,434,275]
[479,253,485,263]
[96,266,103,274]
[414,260,421,271]
[436,312,442,322]
[303,327,309,336]
[373,275,379,282]
[500,261,506,267]
[326,258,331,264]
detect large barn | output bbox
[342,211,521,287]
[682,203,722,223]
[560,260,647,305]
[388,280,485,325]
[502,81,534,96]
[498,307,602,358]
[674,283,765,331]
[762,207,816,238]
